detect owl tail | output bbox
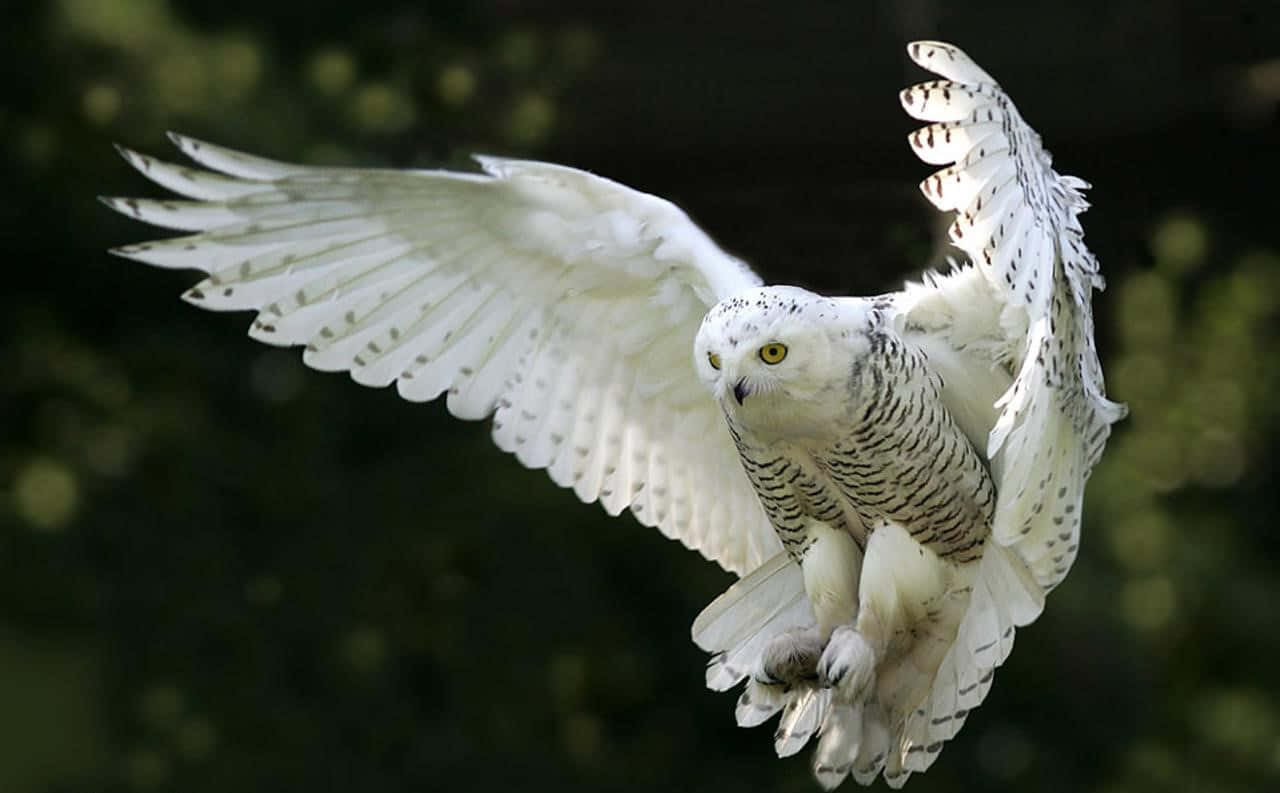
[691,555,889,782]
[880,541,1044,782]
[693,543,1044,789]
[813,541,1044,789]
[691,554,835,758]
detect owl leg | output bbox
[817,615,883,703]
[817,520,954,704]
[754,626,824,686]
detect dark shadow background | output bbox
[3,1,1279,791]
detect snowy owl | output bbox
[103,41,1124,787]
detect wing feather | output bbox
[899,40,1125,593]
[875,40,1126,784]
[106,136,781,575]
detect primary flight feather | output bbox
[103,41,1124,787]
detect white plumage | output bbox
[103,41,1124,787]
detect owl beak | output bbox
[733,378,751,405]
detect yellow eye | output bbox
[707,352,722,370]
[759,343,788,364]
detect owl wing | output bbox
[102,135,782,576]
[874,40,1126,779]
[898,40,1126,590]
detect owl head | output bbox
[694,285,873,440]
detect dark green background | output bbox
[3,1,1279,791]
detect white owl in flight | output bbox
[104,41,1124,787]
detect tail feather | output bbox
[692,553,837,757]
[812,703,863,789]
[735,679,788,727]
[811,701,894,789]
[896,542,1032,775]
[851,705,890,785]
[776,686,832,757]
[693,552,815,691]
[695,543,1040,786]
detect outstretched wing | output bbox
[879,40,1126,780]
[899,41,1126,591]
[102,136,782,575]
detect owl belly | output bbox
[730,434,869,633]
[730,437,866,560]
[816,379,996,564]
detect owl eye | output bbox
[707,352,722,370]
[759,343,788,364]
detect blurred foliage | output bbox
[2,2,1279,793]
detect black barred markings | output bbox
[725,321,995,566]
[819,333,994,564]
[727,419,847,560]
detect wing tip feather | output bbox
[111,141,135,163]
[99,195,151,224]
[106,243,139,260]
[112,142,163,182]
[180,286,208,305]
[166,130,197,152]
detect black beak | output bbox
[733,378,750,405]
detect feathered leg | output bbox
[756,626,824,685]
[812,521,965,787]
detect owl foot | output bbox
[818,625,877,703]
[753,627,824,687]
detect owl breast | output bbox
[726,329,995,566]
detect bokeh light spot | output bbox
[212,36,262,101]
[152,49,207,114]
[1188,428,1246,488]
[308,48,356,96]
[1116,272,1176,349]
[1125,426,1186,493]
[124,747,170,790]
[13,458,79,532]
[1198,689,1277,760]
[1127,742,1179,785]
[58,0,173,53]
[548,652,587,709]
[176,717,217,761]
[561,711,602,766]
[1151,213,1209,275]
[84,423,138,478]
[437,64,477,107]
[1121,576,1176,632]
[342,626,387,675]
[505,93,555,146]
[499,29,540,73]
[83,82,122,125]
[556,24,600,71]
[352,83,416,133]
[137,684,185,731]
[1107,508,1172,571]
[1110,352,1170,413]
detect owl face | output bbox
[695,286,867,439]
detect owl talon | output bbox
[754,626,824,687]
[818,625,877,703]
